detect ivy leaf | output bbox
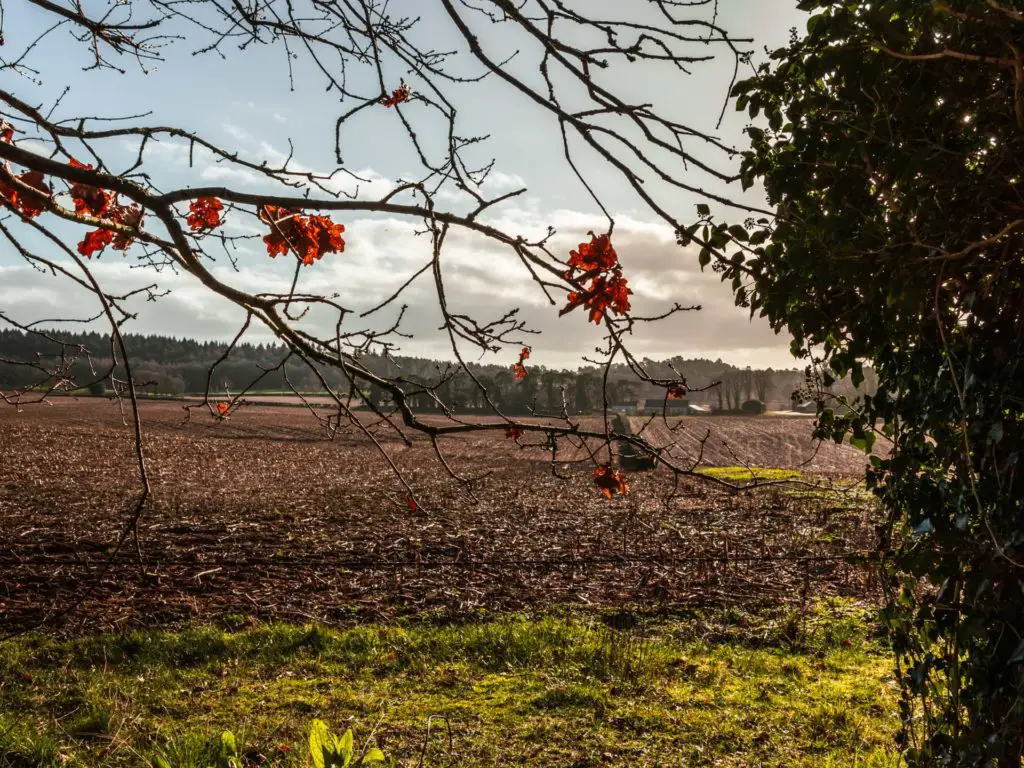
[987,423,1004,444]
[850,432,875,454]
[727,224,749,242]
[806,13,826,35]
[1011,638,1024,664]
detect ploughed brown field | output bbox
[0,399,883,634]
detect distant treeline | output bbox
[0,329,875,414]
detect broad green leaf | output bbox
[727,224,749,241]
[338,729,354,766]
[362,748,386,764]
[309,719,331,768]
[220,731,237,759]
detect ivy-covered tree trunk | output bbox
[702,1,1024,763]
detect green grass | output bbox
[695,466,804,484]
[0,602,901,766]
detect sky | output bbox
[0,0,807,370]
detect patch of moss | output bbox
[696,466,803,484]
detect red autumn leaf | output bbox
[77,228,113,258]
[566,233,619,275]
[380,83,412,107]
[505,427,522,440]
[260,205,345,265]
[0,182,12,209]
[71,185,111,218]
[563,274,632,325]
[66,160,112,219]
[512,347,530,381]
[187,197,224,231]
[260,205,296,258]
[111,204,143,251]
[301,214,347,264]
[593,463,629,500]
[667,383,688,399]
[2,170,51,218]
[216,402,230,415]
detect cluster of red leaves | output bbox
[560,233,632,324]
[512,347,530,381]
[78,203,143,257]
[187,197,224,231]
[593,463,629,500]
[0,144,146,256]
[77,200,145,257]
[667,383,688,399]
[1,135,347,266]
[380,83,412,107]
[67,158,146,258]
[259,205,346,266]
[505,427,522,441]
[0,169,51,218]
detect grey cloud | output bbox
[0,209,795,369]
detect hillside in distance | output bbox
[0,328,874,413]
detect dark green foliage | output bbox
[717,1,1024,764]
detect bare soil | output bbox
[0,399,882,634]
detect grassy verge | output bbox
[0,602,900,767]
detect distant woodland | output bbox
[0,329,876,414]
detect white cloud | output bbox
[0,203,794,369]
[199,165,265,186]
